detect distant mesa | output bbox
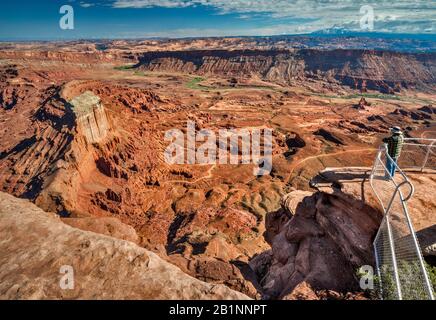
[136,49,436,94]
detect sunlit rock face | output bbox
[70,91,109,144]
[137,50,436,93]
[0,191,250,300]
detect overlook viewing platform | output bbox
[311,137,436,300]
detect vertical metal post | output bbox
[373,230,384,299]
[421,141,434,172]
[370,147,381,178]
[371,139,436,300]
[400,200,435,300]
[384,188,403,300]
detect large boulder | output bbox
[251,190,382,299]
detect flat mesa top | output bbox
[69,91,101,116]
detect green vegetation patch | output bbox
[426,263,436,294]
[186,76,281,92]
[363,261,436,300]
[186,77,207,90]
[114,64,136,71]
[133,71,146,76]
[314,92,434,105]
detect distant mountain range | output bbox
[311,28,435,40]
[1,32,435,53]
[237,32,436,52]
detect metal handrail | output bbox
[371,147,412,300]
[398,188,435,300]
[402,138,436,171]
[370,143,435,300]
[369,146,415,211]
[404,138,436,142]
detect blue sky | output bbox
[0,0,434,40]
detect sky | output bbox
[0,0,434,40]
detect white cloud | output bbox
[80,2,95,7]
[113,0,192,8]
[111,0,436,33]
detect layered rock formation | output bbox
[0,191,249,300]
[0,50,135,65]
[69,91,109,144]
[0,82,76,199]
[137,49,436,93]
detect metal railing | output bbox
[370,141,435,300]
[400,138,436,172]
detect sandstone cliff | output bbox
[137,49,436,93]
[0,50,135,65]
[0,191,249,300]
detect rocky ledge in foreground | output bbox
[0,192,249,300]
